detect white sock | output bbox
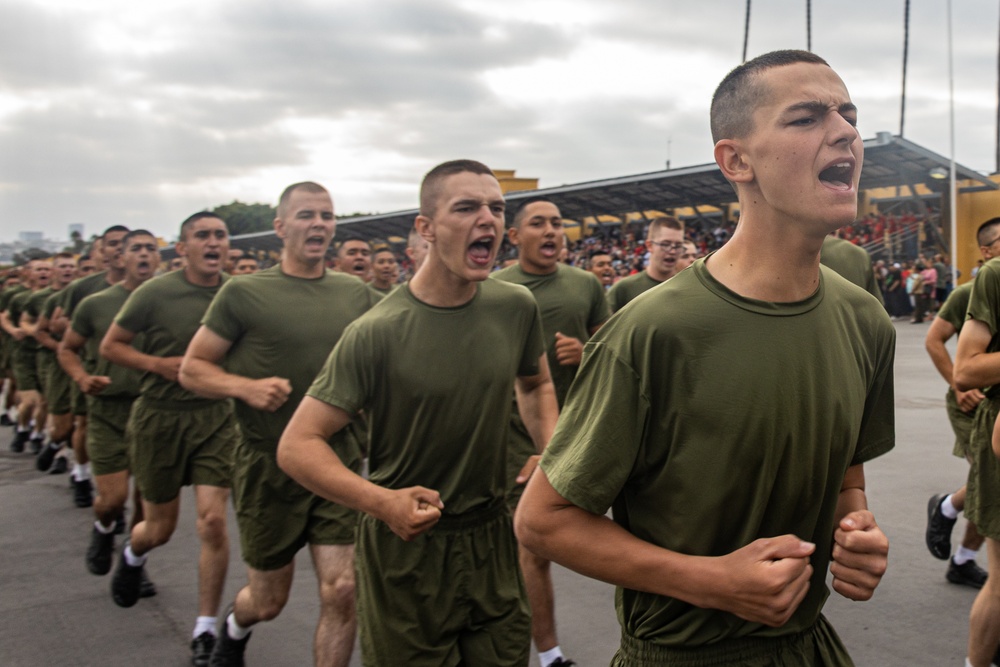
[941,495,960,520]
[94,520,115,534]
[72,463,91,481]
[193,616,217,638]
[965,658,974,667]
[123,545,147,567]
[955,546,979,565]
[30,429,43,440]
[539,647,565,667]
[227,613,252,640]
[16,425,29,434]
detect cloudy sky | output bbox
[1,0,998,243]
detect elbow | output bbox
[275,434,296,478]
[953,363,973,392]
[177,358,194,392]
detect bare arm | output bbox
[829,464,888,601]
[100,322,181,382]
[512,354,559,484]
[180,326,290,411]
[34,314,60,352]
[20,312,40,338]
[0,310,24,340]
[926,317,984,412]
[514,469,816,627]
[954,318,1000,391]
[277,396,444,541]
[57,329,111,395]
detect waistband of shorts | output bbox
[617,625,815,666]
[135,396,222,411]
[433,499,508,531]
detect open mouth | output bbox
[305,234,326,247]
[819,161,854,191]
[137,261,150,270]
[204,251,220,261]
[468,236,495,266]
[539,241,558,258]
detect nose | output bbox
[828,113,859,147]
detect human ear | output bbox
[714,139,753,184]
[414,215,435,243]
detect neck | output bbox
[706,213,827,302]
[106,266,126,284]
[281,255,325,279]
[183,267,221,288]
[409,260,478,307]
[646,266,673,283]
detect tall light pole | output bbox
[947,0,958,284]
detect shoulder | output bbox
[480,277,535,307]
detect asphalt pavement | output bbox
[0,319,983,665]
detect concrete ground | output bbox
[0,319,984,665]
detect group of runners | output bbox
[0,49,914,667]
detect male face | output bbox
[735,62,862,233]
[225,248,242,273]
[102,231,128,270]
[508,202,564,275]
[123,234,159,284]
[417,171,505,284]
[177,217,229,279]
[29,260,52,289]
[169,257,186,272]
[52,257,76,288]
[90,239,107,270]
[233,258,259,275]
[675,241,698,272]
[645,225,685,281]
[76,257,96,278]
[337,240,372,281]
[406,234,430,273]
[589,253,614,287]
[372,250,398,286]
[275,187,336,268]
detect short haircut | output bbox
[419,159,494,217]
[647,216,684,237]
[53,252,75,261]
[101,225,130,239]
[277,182,329,219]
[710,50,830,143]
[337,237,370,254]
[78,253,92,263]
[512,198,560,229]
[123,229,156,246]
[372,247,395,259]
[179,211,226,241]
[588,249,611,261]
[977,217,1000,246]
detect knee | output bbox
[144,521,175,548]
[319,571,356,614]
[255,595,289,622]
[196,511,227,547]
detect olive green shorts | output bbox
[505,410,537,512]
[965,396,1000,540]
[946,389,977,459]
[356,501,530,666]
[233,439,359,571]
[611,615,852,666]
[127,397,237,504]
[86,396,135,476]
[12,347,40,391]
[42,358,72,415]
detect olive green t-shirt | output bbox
[115,270,228,403]
[819,236,884,305]
[8,289,39,353]
[541,257,895,648]
[939,280,973,333]
[63,271,114,317]
[607,271,661,313]
[965,258,1000,398]
[202,266,380,453]
[491,263,609,405]
[72,284,142,399]
[26,287,58,363]
[307,280,545,515]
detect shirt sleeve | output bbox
[306,320,374,417]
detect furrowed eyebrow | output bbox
[784,100,857,116]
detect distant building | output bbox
[19,231,43,244]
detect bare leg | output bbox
[93,470,129,527]
[194,485,229,618]
[232,562,295,627]
[72,415,89,466]
[520,544,558,652]
[953,485,967,511]
[967,538,1000,666]
[310,543,356,667]
[130,496,181,556]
